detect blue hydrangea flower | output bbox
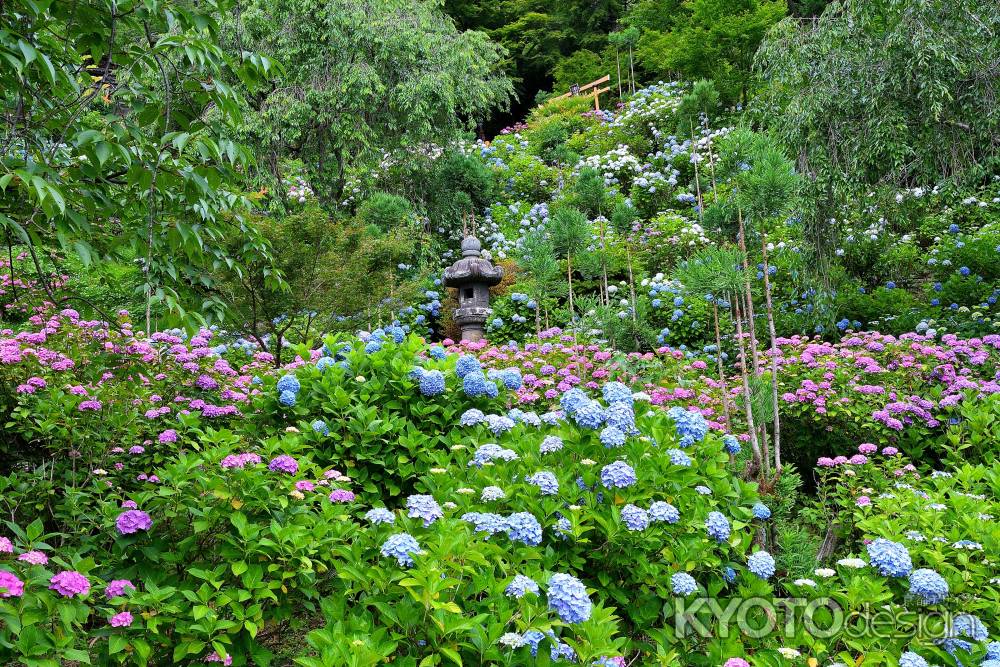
[505,574,540,598]
[406,494,443,527]
[540,435,563,454]
[671,572,697,596]
[604,402,637,433]
[866,538,912,577]
[541,411,563,426]
[649,501,680,524]
[459,408,486,426]
[380,533,420,566]
[496,368,522,390]
[553,516,572,540]
[600,461,636,489]
[311,419,329,435]
[386,325,405,343]
[462,511,507,538]
[455,355,482,378]
[463,371,494,397]
[521,630,544,656]
[572,400,606,429]
[527,471,559,496]
[908,569,948,605]
[752,503,772,520]
[429,345,447,360]
[276,374,300,394]
[600,425,626,448]
[748,551,775,579]
[519,411,541,427]
[316,356,335,373]
[723,566,736,583]
[419,370,445,396]
[621,504,649,531]
[547,573,592,624]
[602,382,633,405]
[486,414,516,436]
[706,512,731,542]
[667,406,708,447]
[667,449,692,467]
[949,613,988,641]
[723,434,741,454]
[988,642,1000,660]
[506,512,543,546]
[898,652,928,667]
[364,340,382,354]
[481,486,505,501]
[364,508,395,525]
[278,390,297,407]
[559,388,589,415]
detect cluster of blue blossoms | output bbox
[667,406,708,447]
[671,572,698,596]
[907,568,949,605]
[546,573,592,624]
[277,373,301,407]
[866,538,912,577]
[527,471,559,495]
[747,551,776,580]
[705,511,731,542]
[406,494,444,527]
[380,533,421,567]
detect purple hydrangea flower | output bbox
[116,510,152,535]
[268,455,299,474]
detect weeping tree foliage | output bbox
[755,0,1000,260]
[236,0,514,204]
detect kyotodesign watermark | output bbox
[674,597,959,640]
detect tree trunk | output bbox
[733,295,764,475]
[567,255,575,322]
[615,49,623,98]
[626,244,638,325]
[761,237,782,473]
[690,122,704,222]
[713,303,732,428]
[736,203,761,375]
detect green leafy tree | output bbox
[236,0,514,204]
[0,0,278,330]
[636,0,786,102]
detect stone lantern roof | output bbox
[443,236,503,287]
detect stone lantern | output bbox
[443,235,503,342]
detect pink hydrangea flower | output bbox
[49,570,90,597]
[858,443,877,454]
[0,537,12,554]
[105,579,136,599]
[17,550,48,565]
[328,489,355,503]
[724,659,751,667]
[204,651,233,665]
[0,570,24,597]
[109,611,133,627]
[856,496,872,507]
